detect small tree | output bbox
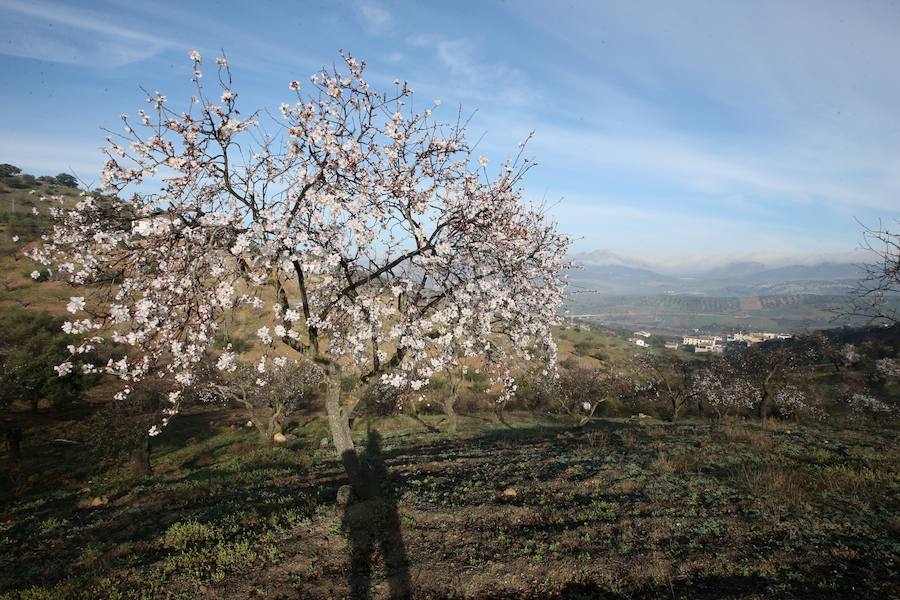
[0,164,20,177]
[772,384,825,422]
[842,220,899,325]
[27,50,571,460]
[541,364,631,425]
[637,353,697,422]
[0,309,94,412]
[54,173,79,189]
[691,359,760,419]
[194,357,322,443]
[844,392,896,422]
[724,342,809,421]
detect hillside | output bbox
[567,292,895,334]
[571,250,869,297]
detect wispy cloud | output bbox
[405,33,539,109]
[0,0,177,66]
[354,0,394,35]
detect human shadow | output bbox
[341,429,412,599]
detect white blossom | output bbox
[67,297,86,314]
[54,362,73,377]
[28,50,572,438]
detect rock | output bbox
[78,495,108,509]
[273,432,288,444]
[245,420,254,428]
[502,487,517,498]
[319,437,330,449]
[336,484,354,506]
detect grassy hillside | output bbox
[1,412,897,599]
[0,172,85,316]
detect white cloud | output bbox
[405,33,538,109]
[0,0,177,66]
[354,0,394,35]
[523,124,899,213]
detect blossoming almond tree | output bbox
[27,50,571,456]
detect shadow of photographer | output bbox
[341,429,412,599]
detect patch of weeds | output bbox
[163,519,221,550]
[731,462,807,507]
[37,517,68,536]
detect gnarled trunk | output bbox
[443,391,458,433]
[670,398,681,422]
[759,369,777,421]
[325,376,355,456]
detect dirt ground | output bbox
[1,410,898,599]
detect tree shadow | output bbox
[341,429,412,599]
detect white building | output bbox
[727,332,792,345]
[682,334,722,347]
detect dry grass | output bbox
[817,464,885,501]
[632,551,674,588]
[733,463,807,506]
[718,422,775,450]
[617,428,640,450]
[581,429,609,449]
[647,426,668,439]
[650,452,700,474]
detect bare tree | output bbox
[842,220,899,324]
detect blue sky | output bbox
[1,0,898,269]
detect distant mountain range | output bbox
[570,250,866,296]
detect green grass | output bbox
[1,409,898,599]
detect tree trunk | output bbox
[250,416,273,444]
[670,399,680,422]
[494,401,512,428]
[443,390,458,433]
[130,435,152,477]
[325,376,355,456]
[758,388,772,421]
[759,369,778,421]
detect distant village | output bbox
[627,330,792,353]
